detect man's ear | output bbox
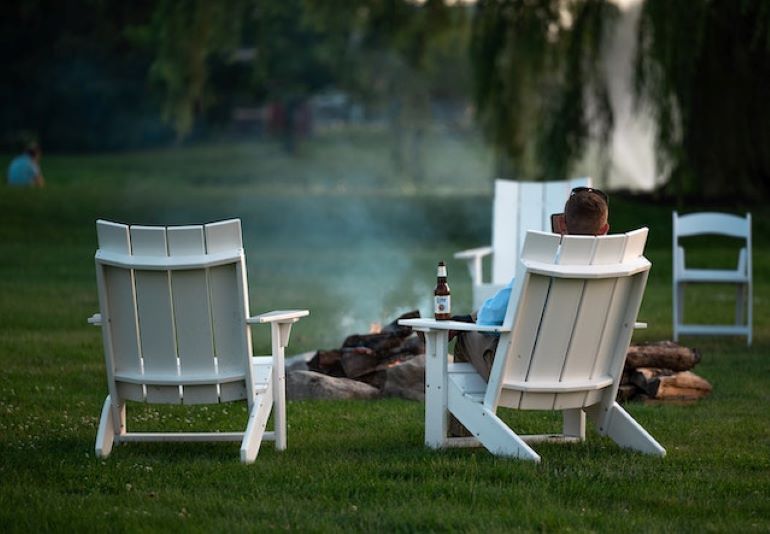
[599,222,609,235]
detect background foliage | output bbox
[635,0,770,200]
[4,0,770,199]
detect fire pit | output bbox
[286,311,426,401]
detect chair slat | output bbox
[554,233,624,409]
[166,226,220,403]
[520,231,561,263]
[516,182,543,270]
[103,266,142,384]
[209,263,248,375]
[498,274,551,408]
[205,219,243,253]
[96,220,130,252]
[559,235,596,265]
[167,224,206,255]
[522,277,584,409]
[167,226,217,377]
[591,234,627,265]
[543,181,569,229]
[492,180,520,285]
[622,228,649,261]
[561,278,616,385]
[590,276,631,381]
[130,226,178,384]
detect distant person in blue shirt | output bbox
[7,142,45,187]
[453,187,610,380]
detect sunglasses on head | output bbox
[571,186,608,204]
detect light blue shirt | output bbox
[7,154,40,186]
[477,279,514,326]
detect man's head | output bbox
[25,142,41,161]
[564,187,609,235]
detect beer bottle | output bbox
[434,261,451,320]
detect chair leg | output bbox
[673,283,684,342]
[95,395,121,458]
[448,386,540,461]
[562,408,586,440]
[424,331,449,448]
[240,391,272,464]
[588,402,665,457]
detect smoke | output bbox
[224,129,491,345]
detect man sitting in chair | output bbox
[452,187,610,382]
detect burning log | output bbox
[341,347,379,379]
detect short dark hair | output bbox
[24,141,40,158]
[565,190,608,235]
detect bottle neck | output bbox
[437,266,447,277]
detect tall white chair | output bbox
[402,229,664,462]
[672,211,752,345]
[455,177,591,309]
[90,219,308,463]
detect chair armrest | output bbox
[454,246,494,287]
[247,310,309,324]
[398,318,507,334]
[88,313,102,326]
[454,246,493,260]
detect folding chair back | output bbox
[672,211,752,345]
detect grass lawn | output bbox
[1,129,769,531]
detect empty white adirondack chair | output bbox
[672,211,752,345]
[455,177,591,309]
[90,219,308,463]
[401,228,664,462]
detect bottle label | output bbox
[437,265,447,277]
[434,295,451,315]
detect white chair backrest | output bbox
[488,228,650,411]
[95,219,251,404]
[674,212,751,240]
[673,211,751,274]
[491,177,591,285]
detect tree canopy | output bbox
[4,0,770,200]
[470,0,770,199]
[635,0,770,199]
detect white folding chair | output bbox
[672,211,752,345]
[91,219,308,463]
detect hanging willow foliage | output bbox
[133,0,251,139]
[635,0,770,199]
[470,0,617,181]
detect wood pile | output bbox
[308,310,425,390]
[618,341,712,403]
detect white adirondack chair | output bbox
[672,211,752,345]
[90,219,308,463]
[401,228,664,462]
[455,177,591,310]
